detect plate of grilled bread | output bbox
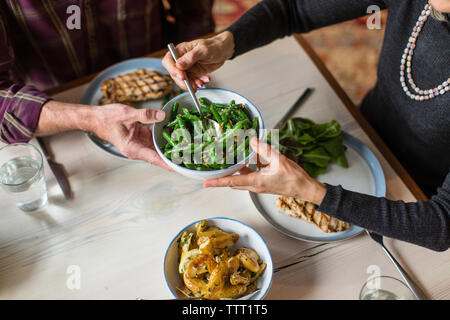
[249,132,386,243]
[81,58,180,158]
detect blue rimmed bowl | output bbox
[153,88,264,180]
[163,217,273,300]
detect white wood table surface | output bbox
[0,36,448,300]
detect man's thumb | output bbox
[134,108,166,124]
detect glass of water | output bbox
[0,143,48,212]
[360,275,417,300]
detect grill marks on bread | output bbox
[276,196,349,233]
[99,69,173,105]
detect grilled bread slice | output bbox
[276,196,349,233]
[97,96,137,107]
[100,69,173,103]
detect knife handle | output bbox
[36,137,51,160]
[274,87,313,129]
[381,245,428,300]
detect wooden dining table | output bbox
[0,35,448,300]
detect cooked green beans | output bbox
[210,104,223,124]
[162,98,259,170]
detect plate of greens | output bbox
[250,118,386,243]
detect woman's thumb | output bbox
[250,137,277,163]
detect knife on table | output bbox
[36,137,72,199]
[273,87,313,129]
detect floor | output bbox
[213,0,386,106]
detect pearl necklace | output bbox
[400,3,449,101]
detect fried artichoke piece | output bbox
[230,269,251,286]
[179,231,194,254]
[209,284,248,300]
[198,230,239,250]
[183,273,208,298]
[237,248,261,263]
[237,248,260,273]
[243,283,258,295]
[195,220,208,236]
[227,256,240,274]
[199,238,214,255]
[204,262,228,299]
[250,263,266,283]
[179,249,200,274]
[185,253,216,278]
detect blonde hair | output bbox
[430,3,448,21]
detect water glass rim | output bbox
[359,275,412,300]
[0,142,44,187]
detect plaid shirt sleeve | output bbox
[0,11,51,144]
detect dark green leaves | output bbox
[301,147,332,168]
[312,120,341,139]
[319,135,345,158]
[275,118,348,177]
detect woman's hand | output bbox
[203,138,327,205]
[91,104,172,170]
[162,31,235,90]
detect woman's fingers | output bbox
[162,53,209,91]
[162,53,188,90]
[162,51,184,81]
[203,167,254,188]
[203,172,255,188]
[250,137,278,165]
[229,185,261,193]
[162,38,216,91]
[200,75,211,83]
[194,76,211,89]
[195,79,204,89]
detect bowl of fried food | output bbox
[164,218,273,300]
[153,88,264,180]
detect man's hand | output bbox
[203,138,326,205]
[91,103,171,169]
[36,101,171,170]
[162,31,235,91]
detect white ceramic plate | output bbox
[164,217,273,300]
[250,132,386,242]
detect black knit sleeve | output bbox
[226,0,387,57]
[317,172,450,252]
